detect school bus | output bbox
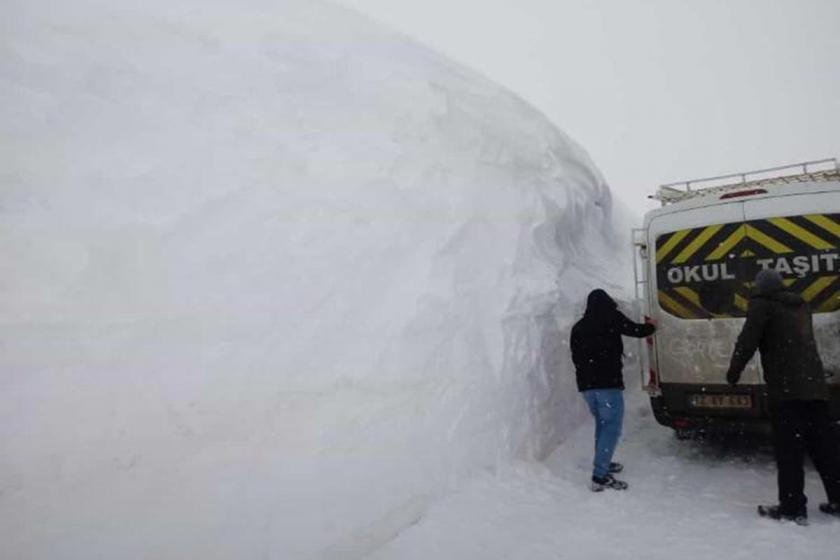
[633,159,840,436]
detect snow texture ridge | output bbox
[1,1,628,558]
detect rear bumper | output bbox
[650,383,840,433]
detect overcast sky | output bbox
[336,0,840,218]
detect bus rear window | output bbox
[654,213,840,319]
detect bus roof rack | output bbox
[650,158,840,206]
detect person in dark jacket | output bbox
[570,289,656,491]
[727,268,840,524]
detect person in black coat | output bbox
[727,268,840,523]
[570,289,656,491]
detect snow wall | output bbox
[1,1,631,558]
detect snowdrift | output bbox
[1,0,629,557]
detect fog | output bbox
[339,0,840,216]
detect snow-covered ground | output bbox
[370,388,839,560]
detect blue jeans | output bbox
[581,389,624,479]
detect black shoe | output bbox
[819,502,840,517]
[757,504,808,526]
[608,462,623,474]
[591,474,628,492]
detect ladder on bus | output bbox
[632,228,657,393]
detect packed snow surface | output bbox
[1,0,628,558]
[371,389,840,560]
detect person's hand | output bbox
[646,318,658,329]
[726,369,739,386]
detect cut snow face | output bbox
[1,0,628,558]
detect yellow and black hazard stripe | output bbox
[655,213,840,319]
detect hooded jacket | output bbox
[726,270,828,403]
[570,289,656,392]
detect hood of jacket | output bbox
[754,268,784,295]
[753,269,804,306]
[584,289,617,317]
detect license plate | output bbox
[689,393,752,409]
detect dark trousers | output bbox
[769,400,840,516]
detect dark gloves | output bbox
[726,368,740,386]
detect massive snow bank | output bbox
[1,0,629,557]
